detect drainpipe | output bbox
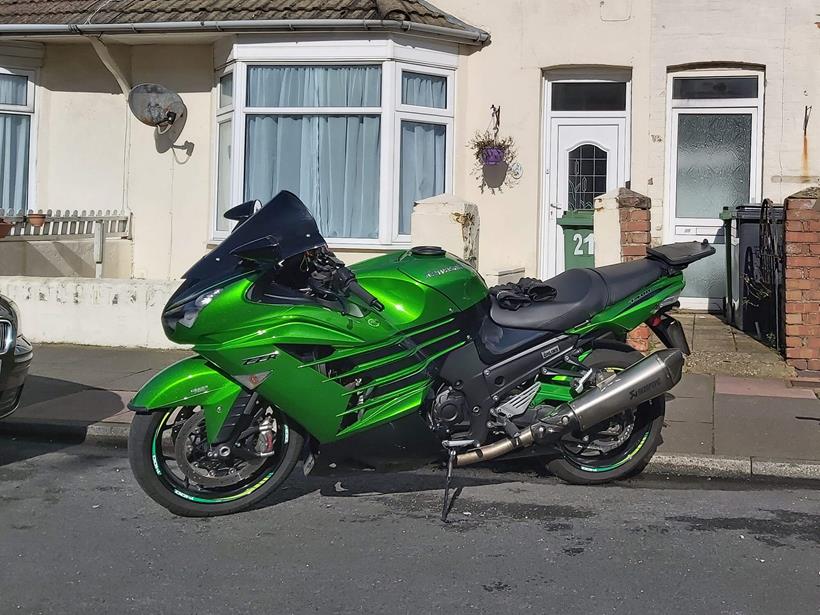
[87,36,130,96]
[87,36,131,276]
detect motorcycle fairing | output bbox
[128,356,242,442]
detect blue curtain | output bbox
[0,74,27,106]
[244,66,382,239]
[247,66,381,108]
[245,114,381,239]
[399,121,445,235]
[0,113,30,214]
[401,72,446,109]
[215,120,232,233]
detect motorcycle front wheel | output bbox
[128,406,303,517]
[543,348,666,485]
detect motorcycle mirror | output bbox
[224,199,263,222]
[230,235,282,264]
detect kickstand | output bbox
[440,439,475,523]
[441,449,457,523]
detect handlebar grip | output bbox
[347,280,384,312]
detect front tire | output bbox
[129,407,303,517]
[544,348,665,485]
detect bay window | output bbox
[0,67,35,215]
[215,71,234,233]
[212,43,455,246]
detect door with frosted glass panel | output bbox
[668,108,757,307]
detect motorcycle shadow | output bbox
[251,459,543,513]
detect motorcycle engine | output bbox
[428,386,471,436]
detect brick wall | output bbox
[783,188,820,371]
[617,189,652,352]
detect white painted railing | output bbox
[0,209,131,240]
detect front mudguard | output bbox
[128,356,241,442]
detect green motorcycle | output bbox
[128,191,714,517]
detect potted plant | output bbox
[468,129,518,193]
[26,212,46,228]
[0,219,11,239]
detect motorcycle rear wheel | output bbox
[544,348,665,485]
[129,406,303,517]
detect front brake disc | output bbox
[174,412,265,488]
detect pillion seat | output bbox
[489,258,668,332]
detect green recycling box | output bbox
[557,209,595,269]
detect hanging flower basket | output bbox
[26,212,47,228]
[0,220,11,239]
[480,146,506,166]
[468,130,519,194]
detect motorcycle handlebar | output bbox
[347,280,385,312]
[329,267,384,312]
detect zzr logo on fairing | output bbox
[243,351,279,366]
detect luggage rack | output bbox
[647,240,716,268]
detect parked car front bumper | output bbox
[0,335,32,419]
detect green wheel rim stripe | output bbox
[577,428,650,473]
[151,410,279,504]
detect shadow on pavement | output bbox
[248,461,539,513]
[16,375,88,409]
[10,375,126,423]
[0,434,82,468]
[0,376,127,467]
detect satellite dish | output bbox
[128,83,186,133]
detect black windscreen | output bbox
[169,191,326,308]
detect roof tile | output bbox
[0,0,483,35]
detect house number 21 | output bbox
[573,233,594,256]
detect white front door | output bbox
[544,118,626,278]
[663,71,763,310]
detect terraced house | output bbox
[0,0,817,346]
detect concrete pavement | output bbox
[665,312,793,379]
[2,344,819,481]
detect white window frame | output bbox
[662,68,764,310]
[212,66,235,239]
[394,62,454,242]
[210,38,456,247]
[0,65,37,215]
[662,69,764,240]
[396,62,454,117]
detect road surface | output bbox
[1,436,818,614]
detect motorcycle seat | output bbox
[489,258,668,331]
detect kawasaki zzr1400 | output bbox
[128,191,714,517]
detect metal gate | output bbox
[741,199,785,352]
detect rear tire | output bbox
[544,348,665,485]
[129,408,303,517]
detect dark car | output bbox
[0,293,32,419]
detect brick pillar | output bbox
[616,188,652,351]
[783,187,820,372]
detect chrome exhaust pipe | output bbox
[455,349,684,467]
[558,348,684,431]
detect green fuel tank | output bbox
[352,247,487,330]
